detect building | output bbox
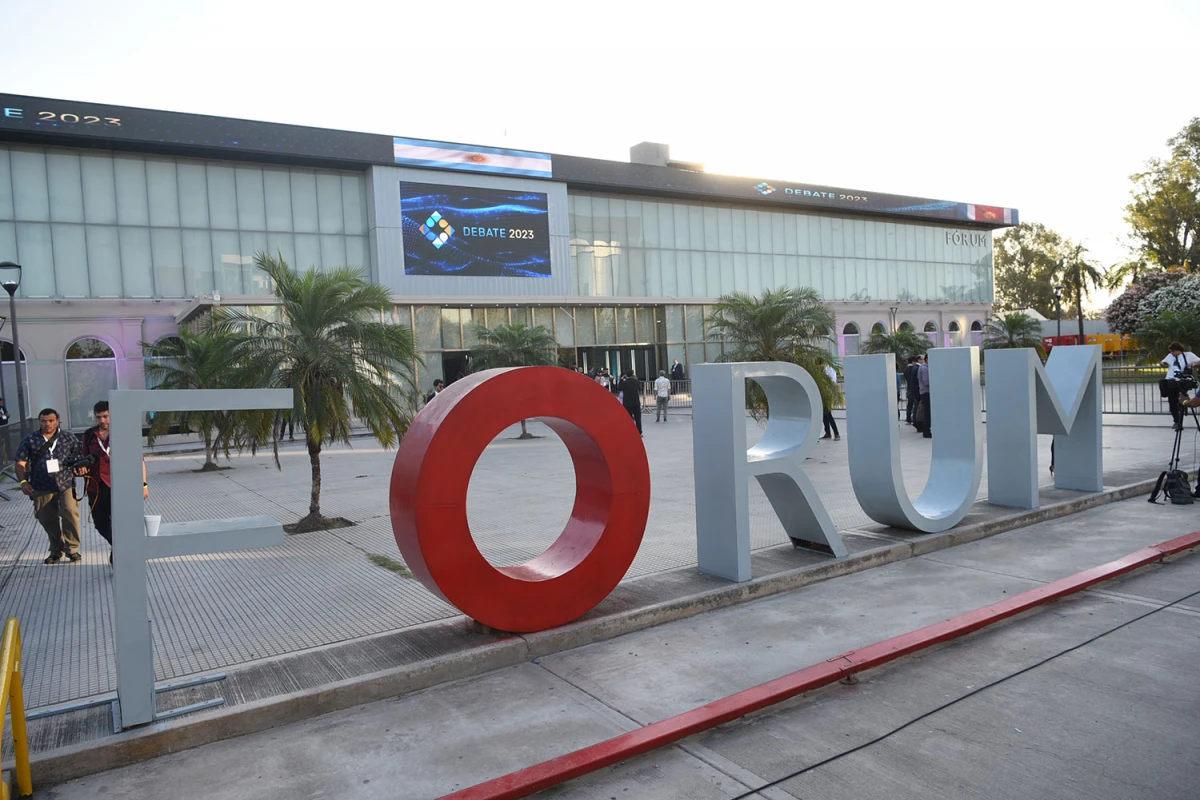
[0,93,1017,430]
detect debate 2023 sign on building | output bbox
[390,346,1102,633]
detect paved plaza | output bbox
[0,411,1181,713]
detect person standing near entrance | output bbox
[15,408,85,564]
[820,362,840,441]
[654,370,671,422]
[670,359,684,384]
[617,370,643,435]
[917,356,932,438]
[903,356,921,426]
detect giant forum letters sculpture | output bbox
[390,345,1102,630]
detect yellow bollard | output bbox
[1,619,32,797]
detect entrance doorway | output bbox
[441,351,470,383]
[575,345,658,379]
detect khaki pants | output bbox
[33,489,81,556]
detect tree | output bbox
[859,329,932,364]
[1125,118,1200,272]
[1104,270,1184,334]
[982,313,1045,354]
[1134,311,1200,357]
[992,222,1068,317]
[1138,272,1200,319]
[469,322,558,439]
[234,253,419,533]
[1058,245,1106,340]
[705,287,839,415]
[141,317,273,471]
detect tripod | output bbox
[1149,397,1200,503]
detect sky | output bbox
[5,0,1199,310]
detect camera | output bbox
[1159,365,1198,398]
[63,454,96,472]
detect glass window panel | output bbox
[666,305,684,340]
[206,165,238,230]
[574,307,596,346]
[210,231,242,295]
[294,233,321,270]
[265,232,296,271]
[717,207,733,251]
[705,252,721,296]
[830,219,844,257]
[687,206,705,251]
[239,231,269,293]
[608,198,627,245]
[684,305,704,342]
[635,307,654,342]
[388,304,412,330]
[626,250,645,297]
[118,227,154,296]
[15,223,55,296]
[641,202,659,248]
[144,159,180,228]
[885,223,898,259]
[182,229,214,296]
[768,212,785,254]
[483,308,508,328]
[702,207,719,250]
[728,253,744,294]
[417,347,443,391]
[0,224,16,286]
[319,234,346,268]
[706,341,725,362]
[440,308,462,348]
[553,307,575,347]
[80,154,117,225]
[644,250,662,297]
[591,196,610,239]
[914,226,927,261]
[512,307,532,327]
[51,224,89,296]
[661,250,679,297]
[617,307,635,343]
[459,308,480,348]
[414,306,441,353]
[150,228,185,297]
[342,175,366,235]
[113,155,149,226]
[672,204,689,249]
[47,152,85,223]
[176,162,209,228]
[263,169,293,232]
[731,208,747,252]
[533,307,554,333]
[626,201,645,247]
[85,225,121,297]
[596,307,616,345]
[905,226,917,260]
[235,167,267,231]
[344,235,369,271]
[290,171,319,233]
[0,148,13,220]
[66,359,118,431]
[649,203,670,250]
[316,173,344,234]
[11,149,50,222]
[687,343,705,369]
[677,251,696,297]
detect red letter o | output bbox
[390,367,651,633]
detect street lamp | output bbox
[1052,283,1063,346]
[0,262,27,436]
[889,306,898,333]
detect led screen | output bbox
[400,182,551,278]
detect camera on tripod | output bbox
[1159,365,1199,398]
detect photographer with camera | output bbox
[79,401,149,565]
[1160,342,1200,427]
[14,408,86,564]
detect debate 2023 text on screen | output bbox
[400,182,552,278]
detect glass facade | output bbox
[568,192,993,303]
[0,144,369,298]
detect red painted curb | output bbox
[441,531,1200,800]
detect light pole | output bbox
[1053,283,1063,346]
[0,262,27,436]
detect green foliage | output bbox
[1139,272,1200,318]
[366,553,413,577]
[1134,311,1200,356]
[469,322,558,369]
[1104,270,1184,334]
[982,313,1045,357]
[705,287,840,415]
[1126,118,1200,272]
[859,330,932,365]
[141,314,274,470]
[230,252,419,529]
[992,222,1067,317]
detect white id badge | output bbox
[45,458,60,474]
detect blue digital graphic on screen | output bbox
[400,182,551,278]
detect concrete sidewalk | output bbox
[35,496,1200,799]
[0,414,1189,786]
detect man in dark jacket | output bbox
[903,356,921,425]
[617,370,643,435]
[670,360,684,383]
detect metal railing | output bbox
[1,618,33,798]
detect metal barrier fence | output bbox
[644,368,1173,417]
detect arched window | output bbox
[948,321,961,332]
[970,320,984,332]
[923,321,938,332]
[0,341,28,424]
[899,321,914,332]
[65,337,118,429]
[871,322,886,335]
[842,322,859,335]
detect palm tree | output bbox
[982,313,1046,353]
[859,329,933,365]
[469,322,558,439]
[1058,246,1107,340]
[705,287,839,415]
[234,253,419,533]
[142,316,272,471]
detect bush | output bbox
[1139,273,1200,319]
[1105,271,1185,334]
